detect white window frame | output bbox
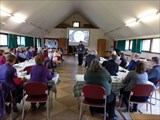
[0,33,8,46]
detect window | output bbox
[0,34,7,46]
[125,40,129,50]
[73,21,80,27]
[17,36,21,45]
[21,37,25,46]
[36,38,41,47]
[151,38,160,53]
[17,36,25,46]
[142,39,151,51]
[129,40,133,50]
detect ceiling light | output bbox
[125,19,139,27]
[0,9,11,16]
[11,13,26,23]
[139,12,158,22]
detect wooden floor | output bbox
[1,56,160,120]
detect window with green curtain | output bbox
[7,34,18,48]
[117,40,126,51]
[131,39,142,53]
[25,36,33,47]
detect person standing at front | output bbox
[77,41,85,66]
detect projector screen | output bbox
[68,28,90,46]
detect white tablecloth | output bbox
[13,59,36,72]
[73,66,129,97]
[14,59,60,93]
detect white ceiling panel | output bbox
[0,0,160,39]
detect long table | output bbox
[73,66,128,97]
[13,59,60,93]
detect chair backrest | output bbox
[23,65,34,74]
[131,84,154,97]
[82,84,106,99]
[156,80,160,88]
[53,56,61,61]
[24,82,47,95]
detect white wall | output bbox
[64,13,90,28]
[44,12,114,52]
[123,50,160,60]
[44,28,113,51]
[44,28,67,38]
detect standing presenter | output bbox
[77,41,85,66]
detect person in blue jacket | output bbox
[148,57,160,85]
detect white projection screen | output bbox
[67,28,90,46]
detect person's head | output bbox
[0,49,4,56]
[26,47,30,51]
[10,48,16,54]
[111,50,117,55]
[6,54,16,65]
[89,59,103,72]
[120,52,125,58]
[133,53,139,61]
[43,50,48,57]
[151,57,160,66]
[79,41,82,45]
[35,54,45,65]
[111,54,117,61]
[135,61,146,74]
[89,50,95,55]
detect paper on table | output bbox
[111,76,121,81]
[75,74,85,81]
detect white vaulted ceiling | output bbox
[0,0,160,40]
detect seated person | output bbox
[119,53,127,68]
[147,57,160,85]
[29,54,55,111]
[84,59,116,120]
[17,47,26,62]
[53,48,61,57]
[102,54,119,76]
[37,47,43,54]
[9,48,16,56]
[30,47,37,57]
[0,54,26,112]
[120,62,150,112]
[0,49,6,66]
[111,49,121,65]
[25,47,32,60]
[85,50,99,68]
[58,48,64,61]
[127,53,140,71]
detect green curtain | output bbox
[131,39,142,53]
[25,36,33,47]
[7,34,18,48]
[117,40,126,51]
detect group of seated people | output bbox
[83,49,160,120]
[0,47,59,115]
[0,46,160,119]
[0,46,64,68]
